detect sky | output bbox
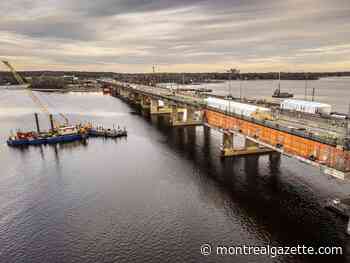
[0,0,350,73]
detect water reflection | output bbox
[9,140,89,165]
[143,111,348,262]
[2,91,350,263]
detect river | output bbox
[0,82,350,262]
[179,77,350,113]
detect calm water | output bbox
[1,87,350,263]
[181,77,350,113]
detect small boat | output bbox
[272,72,294,98]
[88,126,127,138]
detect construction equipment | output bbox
[1,60,69,127]
[1,60,29,86]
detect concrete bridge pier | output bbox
[221,131,274,157]
[150,99,173,115]
[170,105,203,127]
[119,88,130,99]
[140,95,151,110]
[221,131,234,157]
[269,152,281,164]
[203,125,211,154]
[128,92,135,102]
[129,92,142,105]
[111,87,120,97]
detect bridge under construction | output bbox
[103,81,350,182]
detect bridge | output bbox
[103,81,350,181]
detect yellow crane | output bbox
[2,60,29,86]
[1,60,69,128]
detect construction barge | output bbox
[7,113,88,147]
[89,126,127,138]
[2,60,128,148]
[7,113,127,147]
[7,128,87,147]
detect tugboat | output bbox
[272,72,294,98]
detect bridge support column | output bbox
[220,131,236,157]
[130,92,141,105]
[128,92,134,103]
[111,87,119,97]
[120,88,125,97]
[221,131,234,156]
[244,138,274,154]
[140,95,150,110]
[120,88,130,99]
[171,105,203,127]
[150,99,172,114]
[221,131,274,157]
[269,151,281,163]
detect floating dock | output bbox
[89,126,127,138]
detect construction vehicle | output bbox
[1,60,30,87]
[3,60,127,148]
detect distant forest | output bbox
[1,70,350,86]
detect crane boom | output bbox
[1,60,69,127]
[1,60,27,85]
[59,113,69,125]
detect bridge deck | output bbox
[106,81,350,176]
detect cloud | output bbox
[0,16,99,41]
[0,0,349,72]
[70,0,206,17]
